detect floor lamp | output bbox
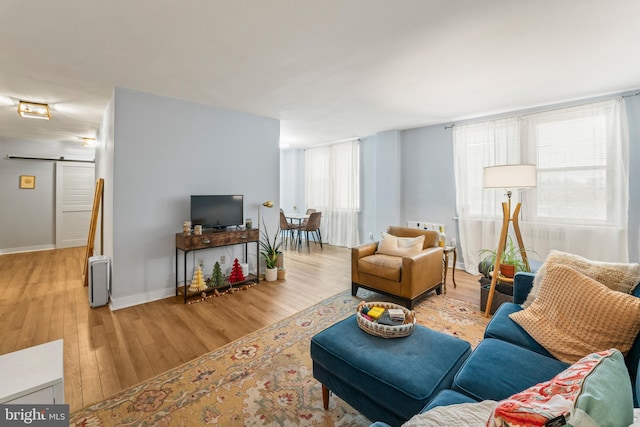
[483,164,537,318]
[258,200,274,230]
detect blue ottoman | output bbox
[310,315,472,426]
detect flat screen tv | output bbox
[191,195,244,230]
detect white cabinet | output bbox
[0,339,64,404]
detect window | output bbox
[454,98,629,273]
[522,106,615,224]
[305,140,360,247]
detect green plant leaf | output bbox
[478,235,536,273]
[259,219,282,269]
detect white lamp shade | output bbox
[483,164,537,189]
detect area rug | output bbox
[70,291,488,427]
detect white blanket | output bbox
[402,401,497,427]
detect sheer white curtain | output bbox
[305,140,360,247]
[520,98,629,262]
[453,118,522,274]
[454,98,629,274]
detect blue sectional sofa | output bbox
[369,272,640,426]
[430,272,640,409]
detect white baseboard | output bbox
[109,287,176,311]
[0,244,56,255]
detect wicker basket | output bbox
[480,283,513,315]
[356,301,416,338]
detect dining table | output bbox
[285,212,310,248]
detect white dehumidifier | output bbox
[88,255,110,308]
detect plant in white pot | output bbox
[259,221,282,282]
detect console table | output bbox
[175,228,259,303]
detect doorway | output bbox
[55,162,95,248]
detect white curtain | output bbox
[305,140,360,247]
[454,98,629,274]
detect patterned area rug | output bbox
[70,291,488,426]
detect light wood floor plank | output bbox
[0,244,482,412]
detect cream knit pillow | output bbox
[376,232,425,257]
[522,250,640,308]
[510,264,640,364]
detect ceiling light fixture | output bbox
[18,101,51,120]
[82,138,96,147]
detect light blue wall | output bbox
[279,148,305,213]
[400,124,457,241]
[357,131,402,243]
[102,87,280,309]
[359,136,377,242]
[375,131,402,236]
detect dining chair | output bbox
[298,212,322,250]
[300,208,316,227]
[279,211,297,248]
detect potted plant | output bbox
[478,236,535,313]
[259,220,282,282]
[479,235,532,278]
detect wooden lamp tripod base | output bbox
[484,196,530,318]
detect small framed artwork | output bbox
[20,175,36,189]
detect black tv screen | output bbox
[191,195,243,229]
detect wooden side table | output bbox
[442,245,457,293]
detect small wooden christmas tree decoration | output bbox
[210,261,224,287]
[228,258,245,283]
[189,265,208,292]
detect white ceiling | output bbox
[1,0,639,148]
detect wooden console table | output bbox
[175,228,259,303]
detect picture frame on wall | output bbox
[19,175,36,189]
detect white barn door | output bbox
[56,162,95,248]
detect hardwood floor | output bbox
[0,244,481,412]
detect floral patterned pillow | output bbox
[488,349,634,427]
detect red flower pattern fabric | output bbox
[488,349,614,427]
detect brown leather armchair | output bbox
[351,226,444,308]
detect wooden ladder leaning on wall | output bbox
[82,178,104,286]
